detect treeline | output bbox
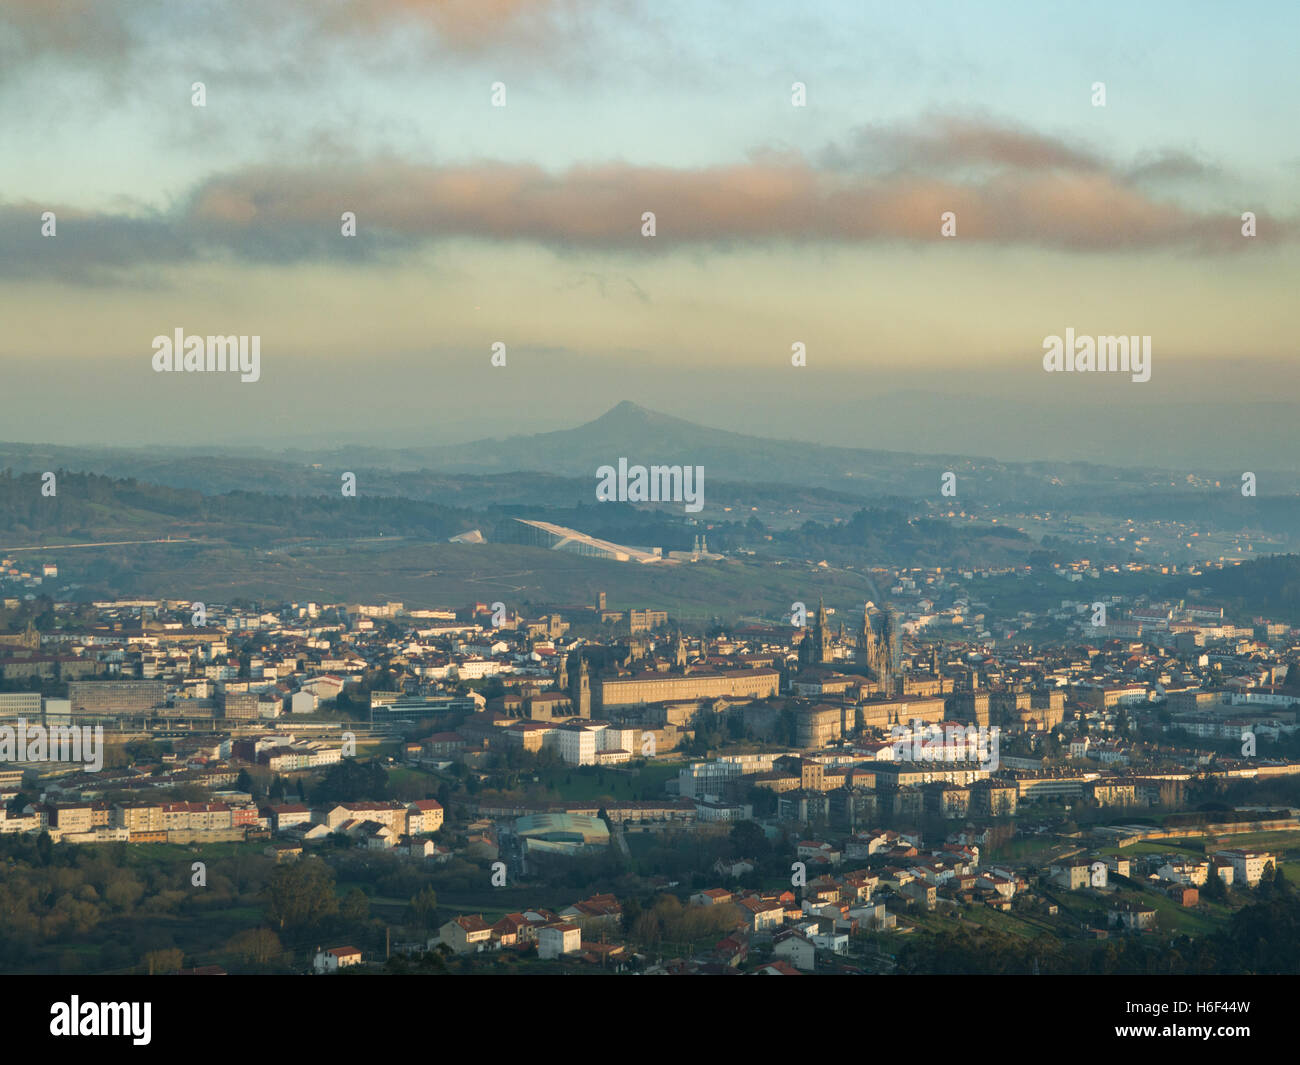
[1162,808,1291,829]
[2,468,1059,570]
[0,836,399,975]
[0,470,478,545]
[0,834,277,973]
[1184,553,1300,621]
[773,507,1035,567]
[1122,492,1300,537]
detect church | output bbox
[797,599,899,694]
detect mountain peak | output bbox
[586,400,674,428]
[604,399,654,418]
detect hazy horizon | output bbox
[2,382,1299,475]
[2,0,1297,468]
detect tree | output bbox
[340,887,370,922]
[407,885,439,931]
[226,928,284,967]
[728,820,769,859]
[265,858,339,930]
[313,759,389,803]
[143,948,184,975]
[235,769,253,794]
[620,897,643,936]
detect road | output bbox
[1,537,198,552]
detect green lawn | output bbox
[912,904,1056,941]
[531,762,680,803]
[985,838,1070,865]
[1132,891,1230,935]
[77,539,881,620]
[385,765,438,791]
[1056,884,1235,937]
[1206,830,1300,856]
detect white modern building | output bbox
[538,924,582,959]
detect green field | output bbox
[985,837,1073,865]
[47,539,878,622]
[1049,883,1233,937]
[911,903,1061,941]
[1118,889,1232,935]
[529,761,681,803]
[1206,830,1300,857]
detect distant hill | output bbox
[1184,555,1300,622]
[8,400,1294,507]
[292,400,1177,501]
[0,471,477,548]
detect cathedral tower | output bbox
[575,657,592,718]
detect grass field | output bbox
[911,904,1060,941]
[1097,830,1300,864]
[1050,883,1234,937]
[985,837,1073,865]
[1206,830,1300,858]
[530,762,681,803]
[385,765,440,793]
[52,539,878,621]
[1122,890,1232,935]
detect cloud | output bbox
[0,0,617,72]
[1125,150,1222,184]
[326,0,616,51]
[0,202,195,284]
[1,117,1287,282]
[178,148,1289,252]
[821,116,1107,174]
[0,0,133,56]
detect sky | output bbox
[0,0,1297,465]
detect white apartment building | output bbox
[557,724,598,766]
[538,924,581,959]
[1219,850,1275,887]
[454,659,506,680]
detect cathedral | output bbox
[798,599,898,693]
[556,651,592,718]
[797,599,835,668]
[859,603,898,690]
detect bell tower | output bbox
[576,658,592,718]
